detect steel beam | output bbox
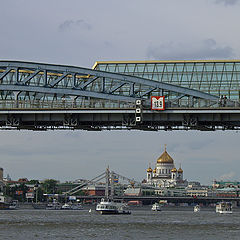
[21,70,41,84]
[0,61,219,101]
[49,72,69,87]
[0,84,135,102]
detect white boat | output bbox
[151,203,161,211]
[71,203,83,210]
[61,203,71,210]
[61,202,83,210]
[46,200,62,210]
[9,200,19,210]
[96,198,131,215]
[193,205,200,212]
[216,202,232,214]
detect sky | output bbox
[0,0,240,185]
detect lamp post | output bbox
[34,184,39,203]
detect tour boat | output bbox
[193,205,200,212]
[96,198,131,215]
[151,203,161,211]
[216,202,232,214]
[95,167,131,215]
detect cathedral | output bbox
[146,145,188,188]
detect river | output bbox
[0,207,240,240]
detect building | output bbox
[0,168,4,192]
[212,180,240,189]
[146,145,188,188]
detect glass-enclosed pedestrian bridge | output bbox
[0,60,240,131]
[93,60,240,107]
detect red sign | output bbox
[15,191,23,195]
[151,96,165,110]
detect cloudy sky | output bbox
[0,0,240,184]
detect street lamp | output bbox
[34,184,39,203]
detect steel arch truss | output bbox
[0,61,219,110]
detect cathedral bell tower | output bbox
[146,164,153,183]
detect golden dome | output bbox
[147,167,152,172]
[153,168,156,173]
[171,168,177,172]
[178,168,183,173]
[157,146,174,164]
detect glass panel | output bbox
[204,64,214,72]
[225,63,234,71]
[175,64,184,72]
[165,64,174,72]
[215,63,224,71]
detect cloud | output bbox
[146,38,234,60]
[218,171,236,181]
[214,0,239,6]
[58,19,92,32]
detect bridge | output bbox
[0,60,240,131]
[57,168,240,206]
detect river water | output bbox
[0,207,240,240]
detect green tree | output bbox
[28,180,40,185]
[42,179,58,194]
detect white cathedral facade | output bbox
[146,146,188,188]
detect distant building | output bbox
[146,145,188,188]
[0,168,4,192]
[124,188,141,196]
[83,185,105,196]
[212,180,240,189]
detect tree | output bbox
[42,179,58,194]
[28,180,40,185]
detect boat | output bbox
[0,202,10,210]
[46,199,62,210]
[9,200,19,210]
[61,203,71,210]
[61,202,83,210]
[96,198,131,215]
[32,203,47,209]
[70,203,83,210]
[216,202,232,214]
[95,167,131,215]
[151,203,161,211]
[193,205,200,212]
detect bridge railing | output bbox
[0,98,239,110]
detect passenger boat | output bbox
[95,167,131,215]
[216,202,232,214]
[151,203,161,211]
[0,202,10,210]
[96,198,131,215]
[193,205,200,212]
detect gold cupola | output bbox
[157,145,174,164]
[171,168,177,172]
[147,163,152,172]
[178,167,183,173]
[153,168,156,173]
[147,167,152,172]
